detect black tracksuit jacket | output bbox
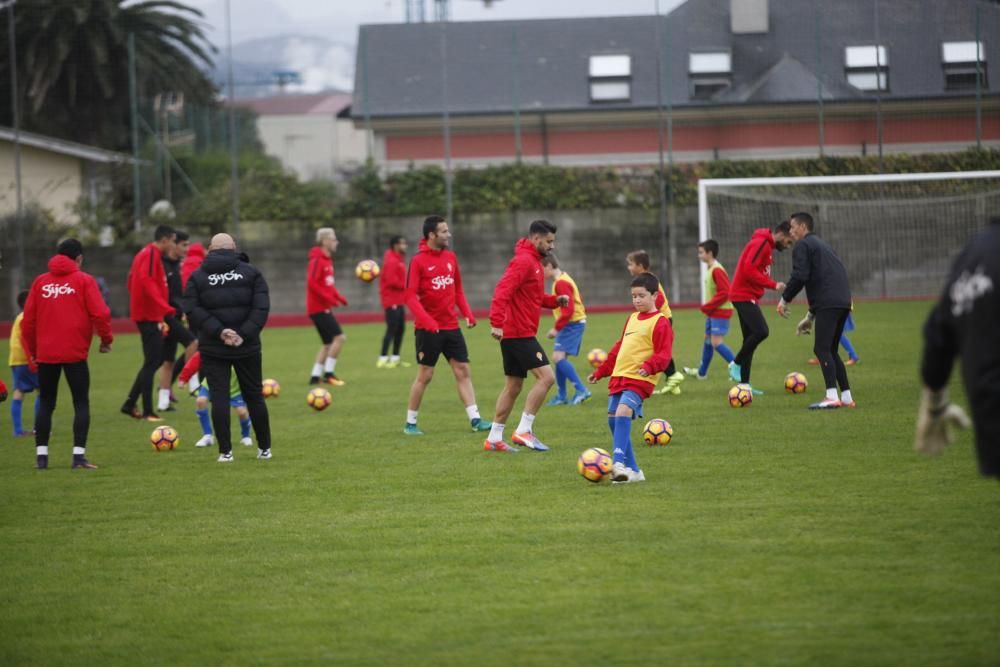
[781,232,852,312]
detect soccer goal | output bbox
[697,170,1000,301]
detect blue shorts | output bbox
[197,386,246,409]
[843,312,855,332]
[553,321,586,356]
[11,365,39,392]
[607,390,644,419]
[705,317,731,337]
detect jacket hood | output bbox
[309,246,330,262]
[514,237,540,258]
[48,254,81,276]
[751,228,774,246]
[201,249,241,273]
[187,243,206,259]
[418,239,444,255]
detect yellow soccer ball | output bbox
[577,447,613,483]
[587,348,608,369]
[728,384,753,408]
[262,378,281,398]
[784,372,808,394]
[151,425,180,451]
[307,387,332,411]
[355,259,380,283]
[642,418,674,446]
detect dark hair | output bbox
[541,254,559,269]
[17,289,29,309]
[529,219,556,236]
[388,235,405,248]
[789,212,814,232]
[626,250,651,270]
[631,272,659,294]
[773,220,792,235]
[154,224,176,242]
[56,238,83,259]
[174,229,190,242]
[423,215,446,239]
[698,239,719,258]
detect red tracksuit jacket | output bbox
[729,228,778,303]
[21,254,113,365]
[306,246,347,315]
[181,243,205,290]
[489,238,560,339]
[379,248,407,309]
[404,240,474,332]
[127,243,174,322]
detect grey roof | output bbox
[353,0,998,119]
[0,126,134,164]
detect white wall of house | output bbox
[257,114,368,181]
[0,142,83,223]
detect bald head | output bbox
[209,233,236,251]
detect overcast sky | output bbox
[184,0,687,46]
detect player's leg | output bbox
[379,307,394,367]
[659,317,685,394]
[830,309,853,405]
[233,352,271,458]
[33,363,61,469]
[202,354,235,460]
[556,322,589,404]
[486,374,522,452]
[505,338,554,451]
[11,387,25,436]
[391,307,406,365]
[310,312,333,383]
[404,329,440,434]
[123,321,165,419]
[311,343,331,382]
[611,391,644,483]
[195,390,215,447]
[840,333,859,364]
[157,326,180,412]
[550,349,569,404]
[234,402,252,446]
[446,334,491,431]
[65,361,96,468]
[810,309,846,409]
[732,302,768,388]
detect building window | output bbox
[589,54,631,102]
[689,51,731,99]
[942,41,987,90]
[845,45,888,91]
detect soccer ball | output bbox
[577,447,613,483]
[355,259,380,283]
[728,384,753,408]
[642,418,674,446]
[587,348,608,368]
[262,378,281,398]
[307,387,332,411]
[150,425,179,451]
[784,371,808,394]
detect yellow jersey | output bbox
[656,284,672,318]
[611,311,669,387]
[9,313,28,366]
[551,271,587,325]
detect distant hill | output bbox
[212,34,355,97]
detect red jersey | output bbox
[127,243,174,322]
[489,238,560,339]
[21,254,113,365]
[404,240,473,332]
[730,228,778,303]
[306,246,347,315]
[379,248,407,309]
[591,311,673,400]
[181,242,205,290]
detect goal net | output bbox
[698,171,1000,301]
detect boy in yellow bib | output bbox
[588,273,674,483]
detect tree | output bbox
[0,0,217,149]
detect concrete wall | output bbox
[257,115,368,181]
[0,143,83,223]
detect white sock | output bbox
[311,363,323,378]
[325,357,337,374]
[826,388,839,401]
[73,446,85,455]
[188,375,200,393]
[488,422,505,443]
[378,355,388,363]
[841,389,853,404]
[516,412,535,434]
[465,404,481,421]
[406,409,419,425]
[390,355,400,363]
[157,388,171,411]
[36,446,48,456]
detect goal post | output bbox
[697,170,1000,302]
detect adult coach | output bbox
[184,233,271,462]
[378,235,408,368]
[777,212,855,409]
[122,224,176,421]
[728,220,792,393]
[306,227,348,386]
[915,216,999,478]
[486,220,569,452]
[403,216,491,435]
[21,239,113,470]
[157,229,198,411]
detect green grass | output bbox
[1,301,998,666]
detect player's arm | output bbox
[552,281,574,331]
[743,240,778,291]
[781,241,810,304]
[701,268,731,315]
[140,252,176,317]
[488,258,526,330]
[452,261,475,326]
[403,257,438,332]
[238,271,271,341]
[590,322,627,381]
[641,317,674,376]
[84,276,114,347]
[177,352,201,384]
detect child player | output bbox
[177,352,252,449]
[626,250,685,395]
[683,240,736,379]
[542,254,591,405]
[9,290,39,437]
[588,273,674,484]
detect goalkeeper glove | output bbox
[914,388,971,456]
[795,312,814,336]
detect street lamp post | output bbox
[3,0,24,314]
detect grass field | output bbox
[1,300,998,666]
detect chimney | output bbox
[731,0,769,34]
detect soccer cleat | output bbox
[750,386,764,396]
[470,419,492,432]
[196,434,216,448]
[161,406,177,413]
[842,400,857,408]
[570,390,593,405]
[728,362,742,382]
[670,385,682,396]
[14,430,35,438]
[309,376,321,385]
[71,458,98,469]
[257,448,272,460]
[403,423,425,436]
[218,452,234,463]
[324,375,346,387]
[240,437,253,447]
[611,462,629,482]
[396,361,412,368]
[807,357,820,365]
[169,392,178,404]
[120,404,142,419]
[35,455,48,470]
[683,366,705,378]
[846,358,860,366]
[512,432,550,452]
[142,413,164,423]
[612,465,646,484]
[376,358,390,368]
[663,371,685,391]
[546,395,568,406]
[483,439,518,452]
[809,399,843,410]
